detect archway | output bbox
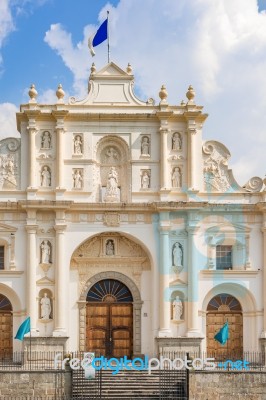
[0,294,13,357]
[207,293,243,358]
[86,279,133,357]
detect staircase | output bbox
[72,368,188,399]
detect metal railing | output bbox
[160,351,266,371]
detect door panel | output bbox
[86,303,133,358]
[207,312,243,358]
[0,312,12,357]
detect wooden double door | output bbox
[0,294,13,358]
[86,302,133,358]
[207,294,243,359]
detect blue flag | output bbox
[88,19,108,56]
[214,321,229,345]
[15,317,30,340]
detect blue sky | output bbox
[1,0,266,184]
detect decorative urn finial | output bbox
[127,63,132,74]
[28,84,38,103]
[186,85,195,103]
[159,85,168,103]
[56,84,65,103]
[91,63,96,75]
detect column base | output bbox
[157,329,172,338]
[53,329,67,337]
[156,336,203,356]
[186,329,203,338]
[24,329,39,337]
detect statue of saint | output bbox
[40,293,51,320]
[173,243,183,267]
[73,169,83,189]
[141,137,150,155]
[105,147,118,163]
[173,296,183,321]
[74,135,82,155]
[41,132,51,149]
[172,167,182,188]
[41,166,51,187]
[41,240,51,264]
[172,133,182,151]
[106,167,118,196]
[141,171,150,189]
[106,240,115,255]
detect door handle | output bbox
[109,337,112,342]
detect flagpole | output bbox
[107,10,110,63]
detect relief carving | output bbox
[0,138,20,190]
[203,141,231,192]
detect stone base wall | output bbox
[190,372,266,400]
[0,371,72,399]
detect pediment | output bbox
[0,223,17,233]
[207,223,250,234]
[68,62,148,106]
[94,62,130,77]
[36,276,54,285]
[170,278,187,287]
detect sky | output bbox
[0,0,266,185]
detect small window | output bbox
[0,246,4,270]
[216,245,232,270]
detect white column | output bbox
[187,127,197,190]
[158,214,171,337]
[25,225,38,334]
[159,128,169,189]
[53,224,67,336]
[261,228,266,338]
[187,227,201,337]
[56,127,64,189]
[27,127,36,188]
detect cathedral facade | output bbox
[0,62,266,359]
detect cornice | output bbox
[200,270,260,276]
[0,270,24,276]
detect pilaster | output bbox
[53,218,67,337]
[52,110,68,193]
[158,212,172,337]
[186,215,202,337]
[25,218,39,335]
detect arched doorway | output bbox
[207,293,243,358]
[86,279,133,358]
[0,294,13,357]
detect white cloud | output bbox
[44,0,266,184]
[0,103,19,138]
[0,1,14,48]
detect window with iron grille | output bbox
[0,246,4,270]
[216,245,232,270]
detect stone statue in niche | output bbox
[171,167,182,188]
[141,170,150,189]
[172,296,183,321]
[40,240,51,264]
[172,242,183,269]
[73,169,83,189]
[172,133,182,151]
[41,131,51,149]
[40,293,52,320]
[106,167,119,196]
[73,135,83,155]
[105,147,119,163]
[41,166,51,187]
[106,239,115,255]
[141,136,150,156]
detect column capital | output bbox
[25,225,38,233]
[54,224,67,232]
[55,126,66,133]
[26,126,37,134]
